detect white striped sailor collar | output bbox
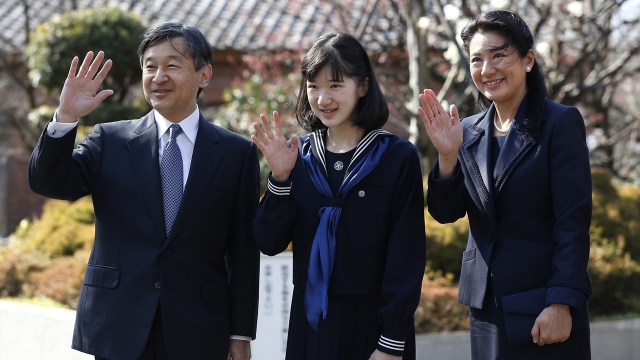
[307,128,391,175]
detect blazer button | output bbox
[154,282,161,290]
[358,190,365,198]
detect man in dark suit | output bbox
[28,22,260,360]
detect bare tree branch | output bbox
[355,0,381,39]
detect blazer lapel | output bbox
[460,110,494,217]
[167,115,222,243]
[127,113,166,241]
[493,106,537,194]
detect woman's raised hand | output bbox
[418,89,463,157]
[251,111,299,182]
[418,89,463,177]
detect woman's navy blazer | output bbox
[427,99,592,321]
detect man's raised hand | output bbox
[57,51,114,122]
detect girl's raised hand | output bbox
[251,111,299,182]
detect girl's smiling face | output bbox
[306,65,367,131]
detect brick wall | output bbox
[6,147,46,236]
[0,127,45,237]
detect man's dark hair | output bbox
[138,21,212,71]
[138,22,212,97]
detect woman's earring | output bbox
[525,66,531,72]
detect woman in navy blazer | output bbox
[252,33,426,360]
[419,10,592,359]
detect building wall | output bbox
[6,143,46,237]
[0,126,45,237]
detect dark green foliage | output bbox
[414,276,469,333]
[26,7,147,124]
[0,248,47,297]
[30,251,88,308]
[0,198,93,307]
[587,167,640,315]
[588,240,640,316]
[591,168,640,261]
[415,292,469,333]
[81,101,151,126]
[12,197,95,258]
[27,105,58,133]
[424,212,468,280]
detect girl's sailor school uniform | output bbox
[254,129,427,359]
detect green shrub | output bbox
[5,197,93,307]
[415,277,469,333]
[81,101,150,127]
[0,246,47,297]
[613,184,640,260]
[586,168,640,315]
[13,197,95,258]
[591,167,640,261]
[26,7,145,99]
[30,250,89,309]
[27,105,58,134]
[26,7,148,126]
[588,238,640,316]
[425,210,468,280]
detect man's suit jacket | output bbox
[29,112,260,360]
[427,99,592,328]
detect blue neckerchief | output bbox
[301,128,391,330]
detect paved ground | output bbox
[1,299,638,359]
[0,300,91,360]
[415,318,640,359]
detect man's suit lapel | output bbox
[127,113,166,241]
[168,115,222,243]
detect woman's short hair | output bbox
[295,32,389,132]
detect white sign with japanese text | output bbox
[252,253,294,360]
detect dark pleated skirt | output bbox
[285,287,416,360]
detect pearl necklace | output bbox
[493,115,512,134]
